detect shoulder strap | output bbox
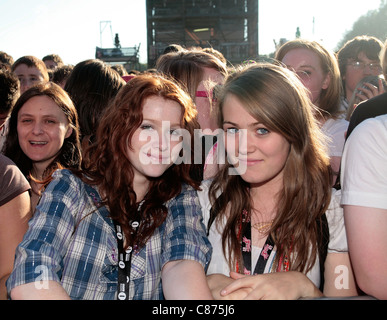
[316,213,329,292]
[207,192,225,236]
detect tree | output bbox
[336,0,387,50]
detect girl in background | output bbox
[276,39,348,185]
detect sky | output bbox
[0,0,383,66]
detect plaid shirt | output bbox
[7,169,211,300]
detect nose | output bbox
[159,131,171,152]
[148,130,170,153]
[32,122,44,135]
[19,79,33,94]
[237,130,255,155]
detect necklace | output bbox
[252,220,274,235]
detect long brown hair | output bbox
[77,74,200,249]
[209,63,332,273]
[3,82,81,186]
[156,49,228,101]
[64,59,126,139]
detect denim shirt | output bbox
[7,169,211,300]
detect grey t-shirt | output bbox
[0,154,30,206]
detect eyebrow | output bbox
[223,120,262,127]
[16,73,42,77]
[351,57,379,62]
[18,112,59,118]
[288,64,315,70]
[143,118,182,128]
[223,120,237,126]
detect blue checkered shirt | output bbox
[7,169,212,300]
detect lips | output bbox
[146,152,170,162]
[30,141,48,145]
[238,158,263,165]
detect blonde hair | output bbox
[275,39,343,119]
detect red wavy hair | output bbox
[77,74,200,249]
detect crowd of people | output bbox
[0,34,386,300]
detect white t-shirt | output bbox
[198,181,348,289]
[321,118,349,157]
[341,115,387,210]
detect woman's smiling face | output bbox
[222,93,290,188]
[17,95,72,169]
[126,95,184,182]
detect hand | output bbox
[356,79,385,101]
[207,273,251,300]
[219,271,323,300]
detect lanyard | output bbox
[114,200,144,300]
[240,218,275,275]
[237,208,292,274]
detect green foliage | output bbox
[337,0,387,50]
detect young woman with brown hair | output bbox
[2,82,81,211]
[200,63,358,299]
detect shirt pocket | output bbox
[98,234,118,296]
[130,247,147,279]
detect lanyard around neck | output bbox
[240,217,275,275]
[114,200,144,300]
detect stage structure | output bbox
[96,21,141,71]
[146,0,259,67]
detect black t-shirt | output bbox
[334,92,387,189]
[346,92,387,139]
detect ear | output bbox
[322,73,331,90]
[65,126,73,139]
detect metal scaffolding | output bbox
[95,21,141,70]
[146,0,259,67]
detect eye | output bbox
[257,127,270,135]
[19,118,32,123]
[170,128,182,136]
[140,124,154,131]
[296,70,311,80]
[225,127,239,134]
